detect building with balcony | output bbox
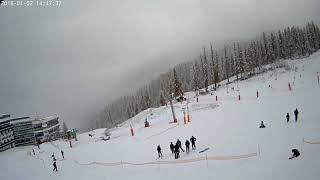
[33,116,60,142]
[10,116,36,147]
[0,114,15,152]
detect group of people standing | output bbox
[157,136,197,159]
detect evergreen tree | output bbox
[173,69,183,97]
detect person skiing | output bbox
[157,145,163,158]
[190,136,197,150]
[176,139,184,152]
[32,149,35,155]
[174,144,180,159]
[289,149,300,160]
[185,140,190,153]
[170,142,175,154]
[259,121,266,128]
[294,108,299,122]
[53,161,58,171]
[52,153,56,161]
[286,113,290,123]
[61,150,64,159]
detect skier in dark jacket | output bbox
[170,142,175,154]
[157,145,163,158]
[174,144,180,159]
[190,136,197,150]
[294,108,299,122]
[289,149,300,159]
[61,150,64,159]
[185,140,190,153]
[53,161,58,171]
[52,153,56,161]
[176,139,184,152]
[286,113,290,123]
[259,121,266,128]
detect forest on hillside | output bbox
[93,21,320,130]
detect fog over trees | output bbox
[93,22,320,130]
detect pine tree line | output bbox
[95,21,320,129]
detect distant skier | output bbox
[190,136,197,150]
[185,140,190,153]
[259,121,266,128]
[61,150,64,159]
[53,161,58,171]
[170,142,175,154]
[52,153,56,161]
[157,145,163,158]
[32,149,35,155]
[289,149,300,160]
[174,144,180,159]
[294,108,299,122]
[176,139,184,152]
[286,113,290,123]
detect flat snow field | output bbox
[1,52,320,180]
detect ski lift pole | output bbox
[169,93,177,123]
[187,100,191,122]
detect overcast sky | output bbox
[0,0,319,131]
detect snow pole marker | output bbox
[258,144,261,158]
[183,111,186,124]
[256,90,259,98]
[215,95,218,101]
[205,153,209,168]
[69,140,72,148]
[288,82,292,91]
[317,72,319,85]
[238,94,241,101]
[130,125,134,136]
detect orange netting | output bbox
[74,152,258,167]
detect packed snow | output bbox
[1,52,320,180]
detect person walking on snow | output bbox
[190,136,197,150]
[185,140,190,153]
[174,144,180,159]
[53,161,58,172]
[170,142,175,154]
[294,108,299,122]
[32,149,35,155]
[157,145,163,158]
[61,150,64,159]
[176,139,184,152]
[286,113,290,123]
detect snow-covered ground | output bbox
[1,52,320,180]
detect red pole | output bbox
[173,117,177,123]
[187,114,191,122]
[130,126,134,136]
[215,96,218,101]
[288,82,292,91]
[184,112,186,124]
[256,90,259,98]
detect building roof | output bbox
[10,116,32,124]
[32,115,59,124]
[0,114,11,123]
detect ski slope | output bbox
[1,52,320,180]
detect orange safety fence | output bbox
[303,138,320,144]
[74,152,258,167]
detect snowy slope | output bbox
[1,52,320,180]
